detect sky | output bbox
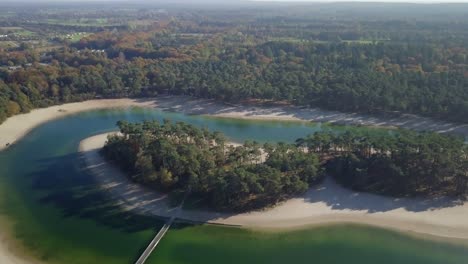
[254,0,468,2]
[1,0,468,3]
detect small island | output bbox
[102,120,321,211]
[101,120,468,212]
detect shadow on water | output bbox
[27,150,465,234]
[28,152,164,233]
[2,99,465,264]
[24,151,206,263]
[29,157,465,248]
[25,149,240,231]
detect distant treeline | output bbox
[102,120,468,212]
[1,7,468,124]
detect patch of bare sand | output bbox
[0,217,40,264]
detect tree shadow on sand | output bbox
[28,149,465,234]
[135,97,467,213]
[302,177,464,213]
[136,96,468,138]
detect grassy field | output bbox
[0,12,15,18]
[14,30,35,37]
[342,39,389,44]
[0,27,36,37]
[62,32,92,42]
[268,37,310,43]
[45,18,121,27]
[267,37,387,44]
[0,41,19,48]
[0,27,23,31]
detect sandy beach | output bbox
[1,95,468,263]
[80,133,468,239]
[0,220,35,264]
[1,95,467,152]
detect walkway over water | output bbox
[135,216,175,264]
[135,191,189,264]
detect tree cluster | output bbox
[297,130,468,197]
[103,120,468,212]
[101,120,321,211]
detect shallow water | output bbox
[148,224,468,264]
[0,107,466,264]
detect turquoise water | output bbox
[0,107,467,264]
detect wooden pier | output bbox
[134,216,175,264]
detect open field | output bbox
[0,41,19,48]
[0,27,35,36]
[44,18,121,27]
[0,27,23,31]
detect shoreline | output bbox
[1,95,467,152]
[1,95,468,262]
[80,133,468,240]
[0,216,38,264]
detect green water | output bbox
[0,107,467,264]
[148,224,468,264]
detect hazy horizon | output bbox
[0,0,468,4]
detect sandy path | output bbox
[80,133,468,239]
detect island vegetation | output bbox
[102,120,321,211]
[102,120,468,212]
[297,130,468,197]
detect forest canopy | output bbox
[102,120,468,212]
[101,120,321,211]
[297,130,468,197]
[1,4,468,124]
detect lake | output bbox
[0,107,466,264]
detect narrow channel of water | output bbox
[0,107,466,264]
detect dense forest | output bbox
[0,3,468,124]
[297,130,468,197]
[101,120,321,211]
[103,120,468,212]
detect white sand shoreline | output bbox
[0,219,35,264]
[80,133,468,240]
[1,95,467,152]
[1,95,468,263]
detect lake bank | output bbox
[1,96,468,263]
[2,95,467,152]
[0,225,32,264]
[80,133,468,240]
